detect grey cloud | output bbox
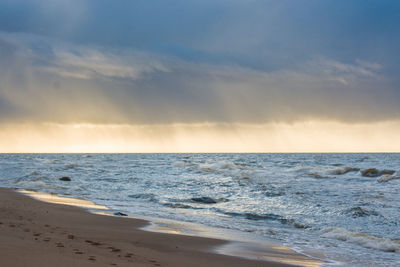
[1,1,398,71]
[0,32,399,125]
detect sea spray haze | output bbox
[0,153,399,266]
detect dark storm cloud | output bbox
[0,0,399,124]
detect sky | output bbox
[0,0,400,152]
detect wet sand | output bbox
[0,188,322,267]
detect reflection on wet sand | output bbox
[18,189,108,210]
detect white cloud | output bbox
[41,45,170,80]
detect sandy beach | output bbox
[0,187,323,267]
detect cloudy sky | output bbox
[0,0,399,152]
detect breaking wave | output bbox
[377,174,400,183]
[344,207,379,217]
[322,228,400,253]
[361,168,396,177]
[328,167,360,175]
[174,159,262,181]
[196,160,251,173]
[308,167,399,181]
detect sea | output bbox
[0,153,399,266]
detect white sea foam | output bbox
[172,161,185,167]
[15,180,64,190]
[198,160,243,172]
[376,171,400,182]
[322,228,400,253]
[181,160,262,182]
[376,175,400,183]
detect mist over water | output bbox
[0,153,399,266]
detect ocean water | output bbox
[0,153,399,266]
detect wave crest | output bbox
[377,174,400,183]
[329,167,360,175]
[361,168,395,177]
[322,228,400,253]
[345,207,379,217]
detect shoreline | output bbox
[0,187,323,267]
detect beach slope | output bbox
[0,188,313,267]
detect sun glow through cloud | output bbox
[1,121,400,153]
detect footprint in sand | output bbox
[124,253,135,258]
[67,234,75,240]
[88,256,96,261]
[149,260,161,266]
[56,242,64,248]
[43,238,51,242]
[107,246,121,253]
[85,240,103,246]
[73,249,84,255]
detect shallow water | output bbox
[0,153,399,266]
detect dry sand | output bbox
[0,188,322,267]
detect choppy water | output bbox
[0,153,399,266]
